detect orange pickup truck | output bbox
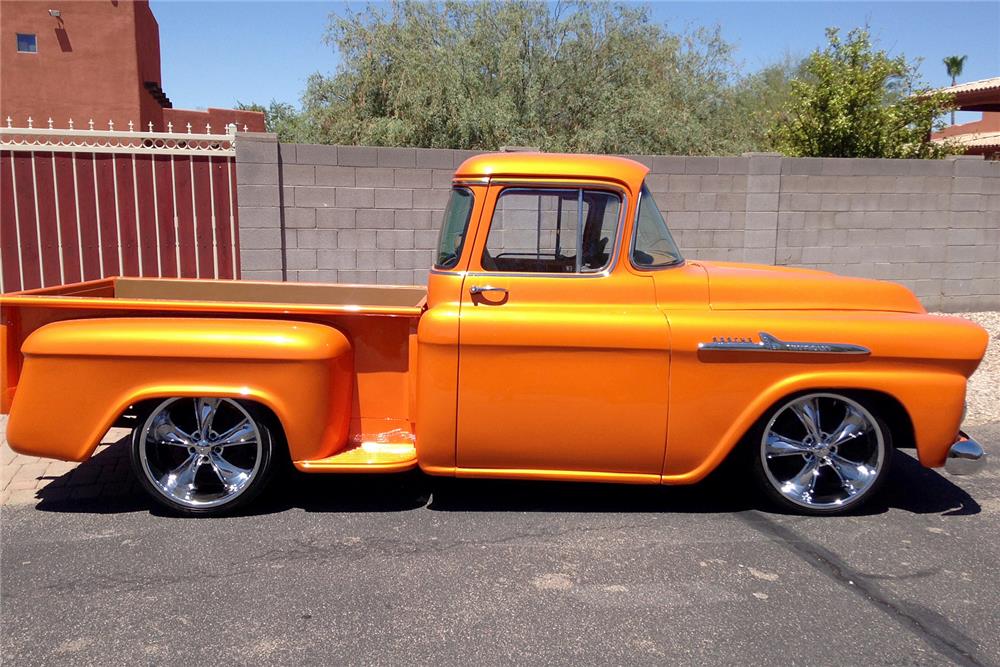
[0,153,989,516]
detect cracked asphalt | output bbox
[2,421,999,666]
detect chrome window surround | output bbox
[468,182,628,280]
[627,184,685,273]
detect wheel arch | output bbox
[13,382,303,463]
[127,393,290,449]
[836,389,915,450]
[662,368,960,484]
[725,387,915,458]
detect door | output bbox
[456,183,671,477]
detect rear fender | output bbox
[5,318,353,462]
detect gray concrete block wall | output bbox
[236,137,463,285]
[632,153,999,311]
[236,134,1000,311]
[234,133,283,281]
[770,156,1000,312]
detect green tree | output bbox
[295,0,788,154]
[727,57,801,152]
[942,54,967,124]
[773,28,956,158]
[237,100,314,142]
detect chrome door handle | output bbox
[469,285,508,295]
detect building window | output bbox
[16,33,37,53]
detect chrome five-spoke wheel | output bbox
[131,397,277,515]
[754,393,892,514]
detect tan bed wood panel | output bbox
[113,278,427,309]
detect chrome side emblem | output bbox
[698,331,870,355]
[709,335,754,345]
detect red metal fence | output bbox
[0,123,241,293]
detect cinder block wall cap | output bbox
[237,132,278,142]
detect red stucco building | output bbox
[0,0,264,132]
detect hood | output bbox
[696,261,925,313]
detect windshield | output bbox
[434,187,475,269]
[631,184,683,268]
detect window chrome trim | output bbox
[465,269,614,280]
[628,184,685,273]
[430,267,466,276]
[697,331,871,355]
[476,184,627,278]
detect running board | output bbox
[294,441,418,473]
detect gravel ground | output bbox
[940,311,1000,427]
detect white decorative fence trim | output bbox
[1,118,237,157]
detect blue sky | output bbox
[151,0,999,119]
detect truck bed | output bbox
[1,278,425,457]
[2,276,427,315]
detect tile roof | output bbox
[934,130,1000,148]
[934,76,1000,96]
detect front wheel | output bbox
[130,397,278,516]
[750,392,893,515]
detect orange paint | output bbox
[0,153,988,489]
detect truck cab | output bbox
[417,154,679,482]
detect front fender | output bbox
[662,368,967,484]
[662,309,986,484]
[6,318,353,462]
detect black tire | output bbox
[129,397,280,516]
[749,392,894,516]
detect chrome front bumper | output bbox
[945,432,986,476]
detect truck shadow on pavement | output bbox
[421,451,981,517]
[29,439,981,518]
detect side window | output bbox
[482,188,620,274]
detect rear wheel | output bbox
[130,397,278,516]
[751,392,893,515]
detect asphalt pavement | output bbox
[2,423,999,666]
